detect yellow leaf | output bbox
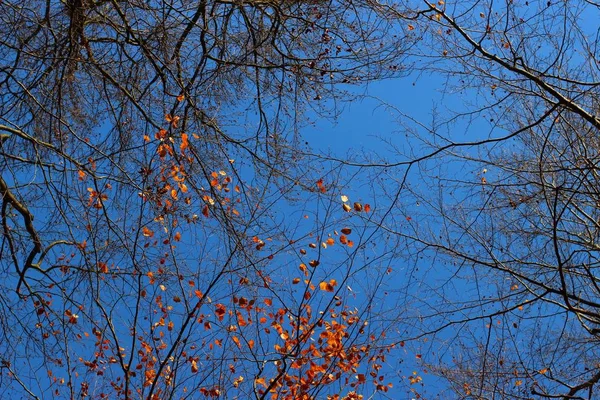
[340,195,349,203]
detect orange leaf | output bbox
[326,238,335,245]
[142,226,154,237]
[343,203,352,212]
[341,228,351,235]
[156,129,168,140]
[215,304,226,321]
[319,280,336,292]
[174,231,181,241]
[180,133,189,152]
[78,170,86,181]
[316,178,326,193]
[98,262,109,274]
[255,377,267,388]
[264,298,273,306]
[364,204,371,212]
[353,202,363,212]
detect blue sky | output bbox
[4,0,599,398]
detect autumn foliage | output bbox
[8,0,598,398]
[0,75,398,400]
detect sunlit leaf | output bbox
[255,377,267,388]
[180,133,189,152]
[319,279,337,292]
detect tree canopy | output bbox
[2,0,600,399]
